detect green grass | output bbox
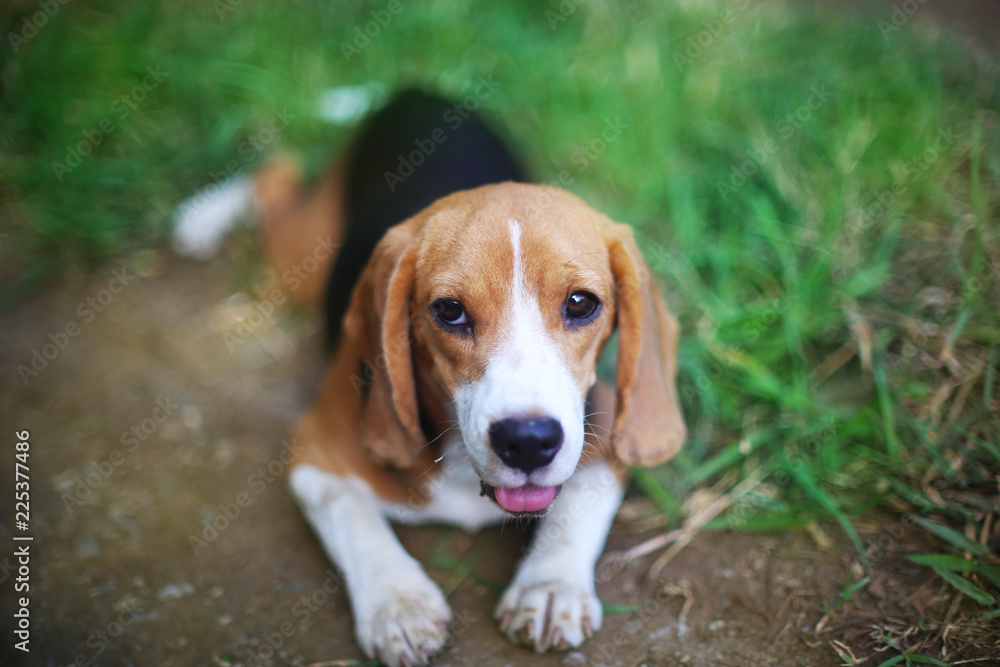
[2,0,998,652]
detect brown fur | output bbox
[258,160,684,501]
[254,156,346,305]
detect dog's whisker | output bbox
[582,429,609,448]
[424,423,461,452]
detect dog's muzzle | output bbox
[485,416,563,513]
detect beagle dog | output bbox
[174,89,685,666]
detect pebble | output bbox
[87,580,116,597]
[213,438,238,469]
[74,536,101,559]
[182,405,203,430]
[157,582,196,600]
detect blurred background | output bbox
[1,1,998,666]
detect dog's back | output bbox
[324,89,526,347]
[172,88,525,325]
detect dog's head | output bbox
[344,183,685,515]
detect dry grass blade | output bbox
[810,345,858,386]
[829,638,866,665]
[943,349,989,436]
[846,303,875,372]
[648,468,768,578]
[600,468,767,580]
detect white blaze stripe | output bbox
[509,218,527,314]
[453,220,584,488]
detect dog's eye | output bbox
[431,299,468,327]
[564,291,601,324]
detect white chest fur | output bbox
[378,438,508,532]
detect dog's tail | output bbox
[171,83,386,261]
[171,175,254,260]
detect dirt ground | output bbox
[0,251,994,667]
[2,4,998,667]
[0,250,832,667]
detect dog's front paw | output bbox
[495,578,603,652]
[356,577,453,667]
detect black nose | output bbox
[488,417,563,474]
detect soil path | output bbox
[2,253,849,666]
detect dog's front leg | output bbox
[495,460,624,652]
[290,464,452,667]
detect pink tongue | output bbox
[494,484,557,512]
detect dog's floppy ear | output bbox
[343,225,424,467]
[606,222,686,467]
